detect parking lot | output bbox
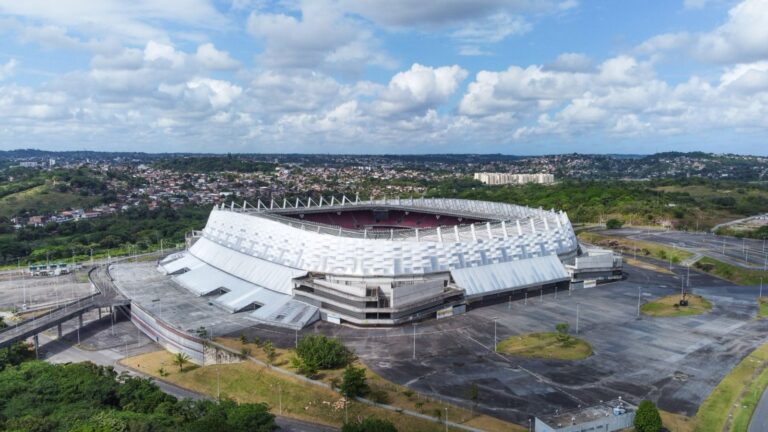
[107,260,768,424]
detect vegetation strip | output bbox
[694,256,768,286]
[695,342,768,432]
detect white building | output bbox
[473,172,555,185]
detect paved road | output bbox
[595,228,768,270]
[40,332,337,431]
[749,386,768,432]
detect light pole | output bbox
[637,287,641,318]
[412,323,417,360]
[492,317,498,352]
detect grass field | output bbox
[640,294,712,317]
[0,184,100,218]
[759,297,768,319]
[578,231,693,264]
[495,332,592,360]
[694,256,768,286]
[214,338,522,431]
[660,410,696,432]
[123,347,523,432]
[695,342,768,432]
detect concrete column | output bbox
[57,323,62,339]
[78,314,83,328]
[33,334,39,358]
[98,307,102,319]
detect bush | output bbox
[342,417,397,432]
[296,335,351,369]
[340,365,369,398]
[634,400,662,432]
[606,218,624,229]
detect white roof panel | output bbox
[189,237,306,294]
[451,255,569,297]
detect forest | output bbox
[0,359,276,431]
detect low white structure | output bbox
[535,399,635,432]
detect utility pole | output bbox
[493,317,498,352]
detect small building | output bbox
[535,399,635,432]
[564,245,623,287]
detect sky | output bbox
[0,0,767,155]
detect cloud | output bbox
[0,58,17,81]
[194,43,240,70]
[340,0,574,28]
[371,64,468,117]
[0,0,228,45]
[451,13,531,44]
[638,0,768,64]
[247,0,394,73]
[545,52,594,72]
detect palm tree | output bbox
[173,352,190,372]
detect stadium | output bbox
[158,196,620,328]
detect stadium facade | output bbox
[159,197,617,328]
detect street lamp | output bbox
[412,322,417,360]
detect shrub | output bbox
[342,417,397,432]
[634,400,662,432]
[340,365,369,398]
[296,335,351,369]
[606,219,624,229]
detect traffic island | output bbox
[496,332,593,360]
[640,294,712,317]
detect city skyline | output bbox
[1,0,767,155]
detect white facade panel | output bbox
[450,255,570,297]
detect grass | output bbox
[495,332,592,360]
[0,184,100,219]
[578,231,693,264]
[694,256,768,286]
[660,410,695,432]
[759,297,768,319]
[123,347,523,432]
[214,338,522,431]
[640,294,712,317]
[695,342,768,432]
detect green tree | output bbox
[555,322,571,343]
[226,402,277,432]
[173,352,190,372]
[262,341,277,366]
[606,218,624,229]
[340,365,369,398]
[342,417,398,432]
[634,400,662,432]
[296,335,351,369]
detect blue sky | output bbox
[0,0,767,155]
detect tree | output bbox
[173,352,190,372]
[634,400,662,432]
[340,365,369,398]
[342,417,397,432]
[555,322,570,342]
[606,218,624,229]
[262,341,276,366]
[290,355,319,378]
[226,402,278,432]
[296,335,351,370]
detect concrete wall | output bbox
[131,303,205,365]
